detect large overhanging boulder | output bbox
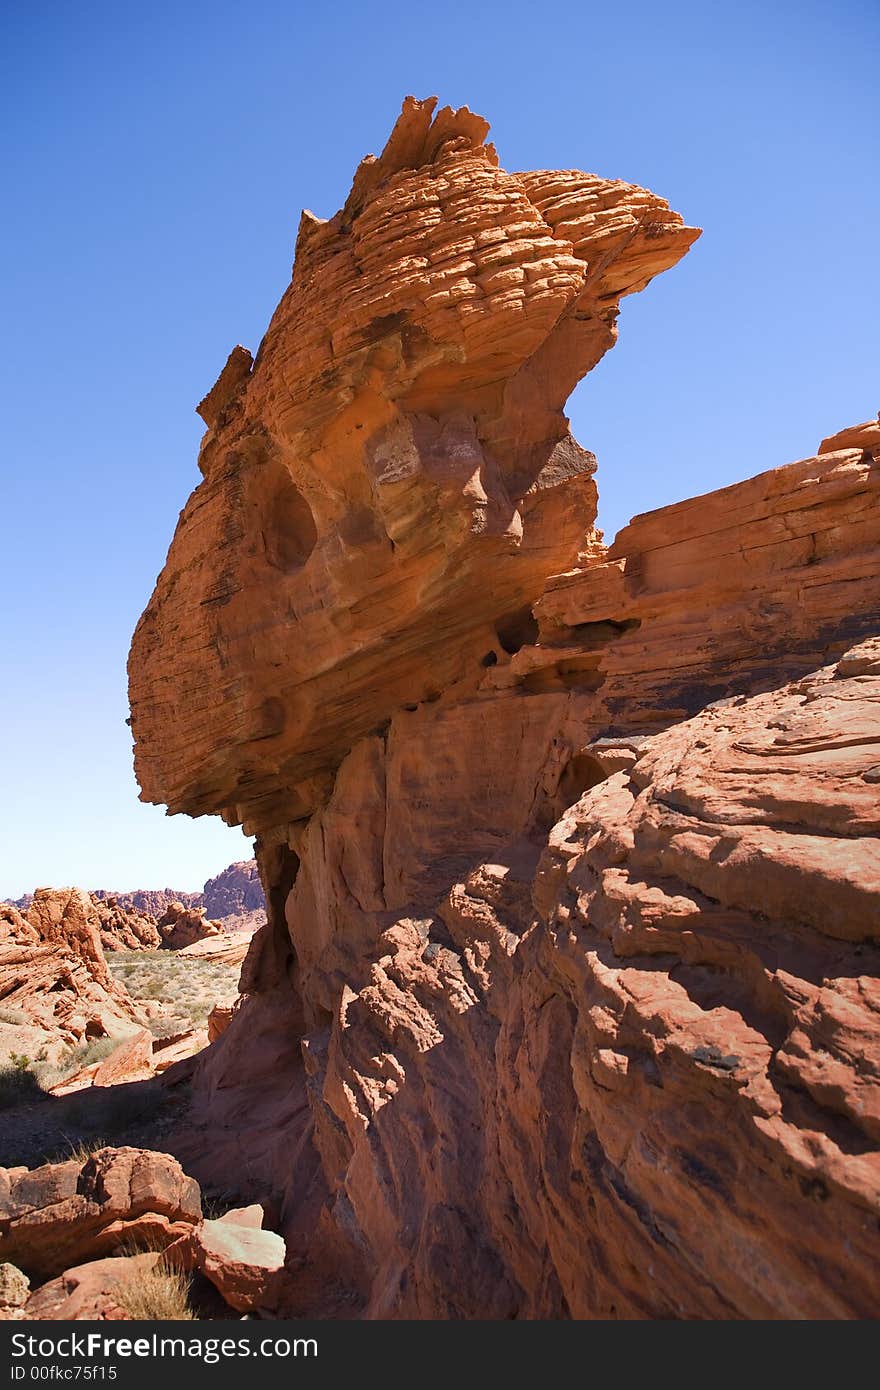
[129,96,699,834]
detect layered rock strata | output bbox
[129,95,699,833]
[129,98,880,1319]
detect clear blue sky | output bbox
[1,0,877,898]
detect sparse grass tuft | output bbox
[65,1036,121,1073]
[113,1260,195,1321]
[0,1007,29,1026]
[60,1135,109,1165]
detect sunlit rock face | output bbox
[129,97,880,1320]
[129,95,699,834]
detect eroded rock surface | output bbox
[0,892,144,1066]
[129,95,699,834]
[0,1147,201,1281]
[168,1213,285,1312]
[128,97,880,1319]
[91,897,161,952]
[0,1262,29,1320]
[157,902,222,951]
[23,1252,160,1321]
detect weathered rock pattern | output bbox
[157,902,222,951]
[23,1252,161,1321]
[0,892,144,1066]
[819,410,880,456]
[129,95,699,834]
[525,433,880,727]
[178,930,256,967]
[167,1210,285,1312]
[48,1028,156,1095]
[202,861,265,930]
[0,1147,201,1281]
[129,97,880,1319]
[0,1262,29,1320]
[91,896,161,952]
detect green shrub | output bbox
[0,1063,46,1109]
[62,1036,121,1074]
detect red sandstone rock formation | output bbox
[129,96,699,834]
[91,896,161,952]
[0,1148,201,1281]
[206,1002,236,1041]
[48,1028,155,1094]
[0,892,144,1066]
[89,860,266,932]
[202,861,264,930]
[128,97,880,1319]
[91,888,201,919]
[1,1153,289,1320]
[23,1252,160,1321]
[167,1208,285,1312]
[157,901,222,950]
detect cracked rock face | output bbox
[128,97,880,1319]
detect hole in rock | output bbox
[521,662,604,694]
[566,616,641,646]
[263,479,318,572]
[481,650,498,667]
[495,606,539,655]
[267,845,300,934]
[556,753,609,808]
[305,1002,334,1038]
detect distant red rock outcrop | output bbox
[202,861,263,917]
[156,902,222,951]
[9,862,267,939]
[0,891,145,1066]
[91,887,201,919]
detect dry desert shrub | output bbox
[60,1135,109,1164]
[65,1036,121,1071]
[113,1260,195,1321]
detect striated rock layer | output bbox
[129,95,699,833]
[129,97,880,1319]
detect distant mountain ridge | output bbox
[8,859,264,927]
